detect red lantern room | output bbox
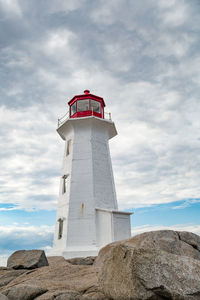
[68,90,105,119]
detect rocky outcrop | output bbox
[0,230,200,300]
[0,256,108,300]
[95,230,200,267]
[98,230,200,300]
[2,284,47,300]
[7,250,49,270]
[0,294,8,300]
[0,268,26,288]
[99,245,200,300]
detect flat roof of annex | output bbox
[68,90,106,107]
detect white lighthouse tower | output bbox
[52,90,131,258]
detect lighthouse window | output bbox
[77,99,89,112]
[71,103,76,116]
[66,139,72,155]
[91,100,100,113]
[62,175,68,194]
[58,218,63,239]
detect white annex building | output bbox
[52,90,132,258]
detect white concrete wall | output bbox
[52,124,74,252]
[52,116,131,258]
[66,121,95,248]
[91,120,118,210]
[96,209,112,248]
[95,208,132,248]
[113,212,132,241]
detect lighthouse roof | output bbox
[68,90,106,107]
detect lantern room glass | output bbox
[70,98,103,118]
[77,99,90,112]
[71,102,76,116]
[91,100,100,113]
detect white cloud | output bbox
[47,0,84,14]
[0,0,22,17]
[105,80,200,209]
[1,64,200,211]
[0,256,7,267]
[0,0,199,214]
[90,0,120,25]
[158,0,189,27]
[0,105,61,210]
[0,224,54,266]
[102,1,194,67]
[144,33,194,59]
[1,47,33,69]
[43,30,76,55]
[0,224,53,235]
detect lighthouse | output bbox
[52,90,132,258]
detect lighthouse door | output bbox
[96,209,112,248]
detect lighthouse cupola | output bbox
[68,90,105,119]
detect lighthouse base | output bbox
[50,209,132,259]
[49,246,99,259]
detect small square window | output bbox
[58,218,64,239]
[62,175,68,194]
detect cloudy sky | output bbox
[0,0,200,265]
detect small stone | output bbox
[7,250,49,269]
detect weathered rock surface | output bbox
[0,269,26,287]
[98,230,200,300]
[0,256,108,300]
[54,290,82,300]
[7,250,49,270]
[2,283,47,300]
[178,231,200,251]
[66,256,96,266]
[1,230,200,300]
[95,230,200,267]
[99,244,200,299]
[0,294,8,300]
